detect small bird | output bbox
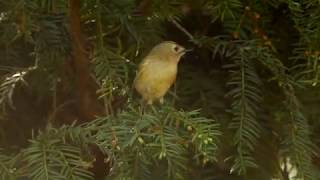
[134,41,189,105]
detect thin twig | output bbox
[168,17,194,41]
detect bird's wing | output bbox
[133,57,153,85]
[135,55,157,78]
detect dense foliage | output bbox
[1,0,320,179]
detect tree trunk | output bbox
[68,0,102,121]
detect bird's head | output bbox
[148,41,191,63]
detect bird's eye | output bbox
[173,46,179,52]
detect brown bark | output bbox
[66,2,109,176]
[68,0,102,121]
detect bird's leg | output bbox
[147,99,153,105]
[159,97,164,104]
[139,99,153,117]
[139,99,146,117]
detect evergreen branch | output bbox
[282,84,318,179]
[0,149,18,180]
[23,129,94,180]
[226,45,263,175]
[204,0,243,22]
[0,67,36,110]
[94,104,220,179]
[254,46,319,179]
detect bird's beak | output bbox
[180,48,193,56]
[182,48,193,53]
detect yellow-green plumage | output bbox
[134,41,186,105]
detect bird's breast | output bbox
[135,60,178,99]
[148,61,177,82]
